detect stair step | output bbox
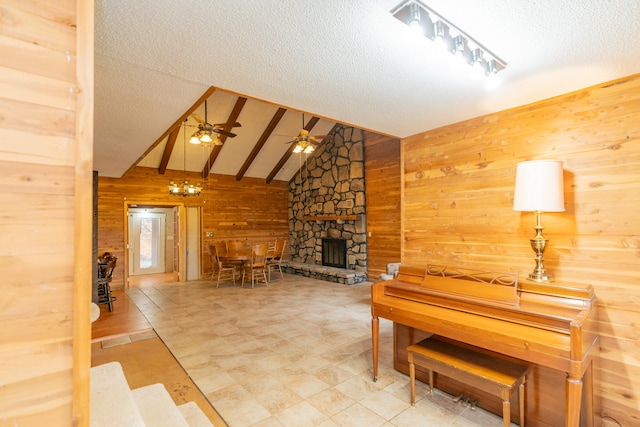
[90,362,146,427]
[178,401,215,427]
[131,383,190,427]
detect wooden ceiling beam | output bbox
[202,96,247,178]
[236,107,287,181]
[121,86,216,176]
[266,116,320,184]
[158,126,179,174]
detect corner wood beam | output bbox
[236,107,287,181]
[289,123,340,185]
[202,96,247,178]
[266,116,320,184]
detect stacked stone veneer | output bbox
[288,125,367,276]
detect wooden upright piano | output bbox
[371,265,598,427]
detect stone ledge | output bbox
[281,261,367,285]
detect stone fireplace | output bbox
[289,125,367,274]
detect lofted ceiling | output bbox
[94,0,640,181]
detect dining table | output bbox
[217,251,250,281]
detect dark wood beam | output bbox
[235,107,287,181]
[202,96,247,178]
[158,126,179,174]
[266,116,320,184]
[123,86,217,176]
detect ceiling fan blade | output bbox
[213,129,236,138]
[191,113,205,124]
[213,121,242,128]
[309,135,330,142]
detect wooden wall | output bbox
[401,74,640,426]
[364,131,402,279]
[0,0,93,425]
[97,166,289,288]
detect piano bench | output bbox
[408,337,529,427]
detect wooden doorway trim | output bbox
[123,201,185,288]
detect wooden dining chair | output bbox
[267,239,287,281]
[226,239,246,255]
[242,243,269,288]
[210,244,236,288]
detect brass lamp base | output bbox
[527,269,555,283]
[526,213,555,283]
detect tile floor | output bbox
[126,274,516,427]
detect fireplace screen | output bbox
[322,238,347,268]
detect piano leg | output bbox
[583,360,594,427]
[566,375,583,427]
[372,316,379,382]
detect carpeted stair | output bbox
[90,361,214,427]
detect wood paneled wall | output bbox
[0,0,93,425]
[97,166,289,288]
[364,131,402,279]
[401,74,640,426]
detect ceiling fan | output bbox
[285,114,330,154]
[189,100,241,146]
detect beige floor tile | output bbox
[276,401,328,427]
[129,275,519,427]
[330,402,387,427]
[306,388,355,417]
[359,389,410,420]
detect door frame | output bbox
[123,201,187,288]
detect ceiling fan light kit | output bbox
[287,121,330,154]
[188,100,240,146]
[391,0,507,76]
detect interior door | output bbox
[129,212,166,275]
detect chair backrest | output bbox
[213,241,228,256]
[98,255,117,279]
[275,239,287,260]
[209,244,220,270]
[251,243,269,268]
[227,240,246,255]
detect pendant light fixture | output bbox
[168,122,202,197]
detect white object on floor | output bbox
[178,402,215,427]
[132,383,190,427]
[91,302,101,323]
[90,362,145,427]
[380,262,401,281]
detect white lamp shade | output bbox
[513,160,565,212]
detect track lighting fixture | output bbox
[391,0,507,76]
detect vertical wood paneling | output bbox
[364,131,402,279]
[97,166,289,288]
[401,74,640,426]
[73,0,94,424]
[0,0,91,425]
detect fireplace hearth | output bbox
[322,238,347,269]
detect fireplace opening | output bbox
[322,238,347,269]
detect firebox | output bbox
[322,238,347,268]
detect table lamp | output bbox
[513,160,565,282]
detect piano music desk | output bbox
[408,337,529,427]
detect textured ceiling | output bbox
[94,0,640,179]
